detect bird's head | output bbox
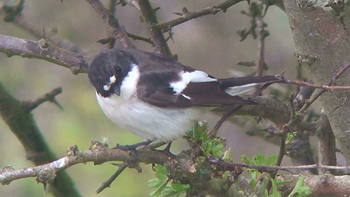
[88,49,137,97]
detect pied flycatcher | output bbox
[88,49,279,141]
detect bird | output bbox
[88,48,280,142]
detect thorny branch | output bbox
[96,163,128,194]
[24,87,63,111]
[0,34,89,74]
[1,0,82,52]
[0,141,170,185]
[154,0,243,32]
[136,0,171,56]
[86,0,135,49]
[2,142,350,196]
[297,62,350,113]
[0,83,81,197]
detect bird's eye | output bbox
[115,66,121,73]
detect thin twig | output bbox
[154,0,242,32]
[136,0,171,55]
[25,87,63,111]
[209,82,275,138]
[96,163,127,194]
[207,157,350,172]
[109,0,118,16]
[12,15,82,52]
[266,135,285,191]
[297,62,350,113]
[126,32,155,46]
[86,0,135,49]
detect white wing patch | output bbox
[170,70,217,95]
[181,94,191,100]
[225,83,257,96]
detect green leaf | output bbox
[171,181,190,192]
[149,179,167,197]
[161,181,190,197]
[200,128,208,142]
[249,179,256,189]
[275,180,291,185]
[258,178,268,192]
[242,155,251,164]
[266,155,278,166]
[253,153,265,165]
[250,170,258,180]
[288,175,311,197]
[187,121,208,142]
[270,178,282,197]
[154,165,168,180]
[149,165,169,197]
[211,143,224,157]
[149,178,161,188]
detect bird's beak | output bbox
[114,85,121,96]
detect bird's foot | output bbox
[159,142,177,159]
[115,139,153,150]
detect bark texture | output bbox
[283,0,350,163]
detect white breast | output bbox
[96,94,205,141]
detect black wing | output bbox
[136,71,254,108]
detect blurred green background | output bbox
[0,0,295,196]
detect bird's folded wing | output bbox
[137,72,255,108]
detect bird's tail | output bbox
[219,75,281,96]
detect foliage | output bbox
[187,122,225,157]
[288,176,312,197]
[242,153,310,197]
[149,165,190,197]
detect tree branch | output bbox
[154,0,243,32]
[0,141,170,185]
[86,0,136,49]
[137,0,172,56]
[0,34,89,74]
[24,87,63,111]
[0,82,81,196]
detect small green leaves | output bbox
[242,153,277,166]
[286,131,297,145]
[149,165,190,197]
[242,153,279,192]
[268,178,282,197]
[187,122,225,157]
[187,121,208,142]
[149,165,168,197]
[288,176,311,197]
[161,181,190,197]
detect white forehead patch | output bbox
[170,70,217,95]
[103,84,111,91]
[102,75,117,91]
[109,75,117,84]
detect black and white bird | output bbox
[88,49,279,142]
